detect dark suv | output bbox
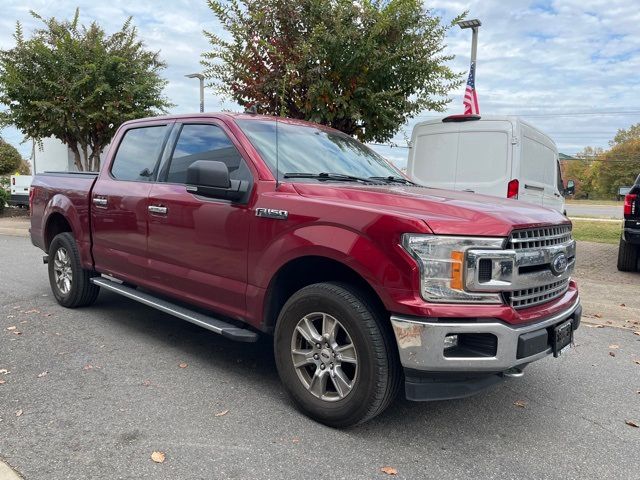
[618,174,640,271]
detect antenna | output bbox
[275,115,280,188]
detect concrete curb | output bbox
[569,217,621,223]
[0,460,23,480]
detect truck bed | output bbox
[30,172,98,270]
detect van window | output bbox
[111,126,168,182]
[411,133,458,185]
[456,131,509,183]
[165,124,251,184]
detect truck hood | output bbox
[293,183,568,236]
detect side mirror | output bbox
[186,160,248,201]
[564,179,575,196]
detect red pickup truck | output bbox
[30,113,581,427]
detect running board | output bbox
[91,277,258,342]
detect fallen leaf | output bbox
[214,409,229,417]
[634,331,640,336]
[83,364,93,370]
[594,313,602,318]
[381,466,398,475]
[6,326,16,331]
[12,331,21,335]
[635,360,640,365]
[514,400,527,408]
[625,420,639,428]
[620,303,626,307]
[151,451,165,463]
[44,313,52,317]
[37,371,48,378]
[142,380,151,387]
[0,380,5,385]
[15,409,22,417]
[292,436,300,444]
[179,362,188,369]
[24,309,40,314]
[0,369,9,375]
[609,352,616,357]
[609,344,620,349]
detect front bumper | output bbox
[390,298,581,400]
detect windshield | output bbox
[236,119,401,180]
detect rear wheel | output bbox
[274,282,400,427]
[617,236,639,272]
[48,232,100,307]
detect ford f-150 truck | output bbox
[30,113,581,427]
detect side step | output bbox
[91,277,259,342]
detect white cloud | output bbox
[1,0,639,161]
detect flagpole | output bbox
[470,25,478,68]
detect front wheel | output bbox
[274,282,400,427]
[48,232,100,308]
[617,236,639,272]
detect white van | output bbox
[9,174,33,207]
[407,115,568,213]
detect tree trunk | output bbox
[68,143,84,171]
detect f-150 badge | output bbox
[255,208,288,220]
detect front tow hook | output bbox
[502,367,525,378]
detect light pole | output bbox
[457,19,481,67]
[185,73,205,113]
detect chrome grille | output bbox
[508,278,570,309]
[508,225,572,250]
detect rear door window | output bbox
[164,124,251,184]
[111,126,169,182]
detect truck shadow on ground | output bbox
[89,290,565,436]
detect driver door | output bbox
[145,121,255,319]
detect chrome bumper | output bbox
[390,298,581,373]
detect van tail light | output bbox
[507,179,519,199]
[624,194,637,216]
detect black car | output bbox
[618,174,640,271]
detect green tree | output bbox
[203,0,463,142]
[592,138,640,198]
[610,123,640,147]
[0,10,172,171]
[0,137,22,175]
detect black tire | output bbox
[48,232,100,308]
[617,236,639,272]
[274,282,401,427]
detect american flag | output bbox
[463,61,479,115]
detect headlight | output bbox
[401,234,505,303]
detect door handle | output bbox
[92,196,108,208]
[148,205,168,215]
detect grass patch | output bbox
[566,199,623,206]
[571,219,622,244]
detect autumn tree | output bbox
[0,10,171,171]
[203,0,463,142]
[591,138,640,198]
[0,137,22,175]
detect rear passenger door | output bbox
[145,121,255,318]
[92,122,172,284]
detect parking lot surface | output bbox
[1,235,639,479]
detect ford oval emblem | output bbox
[551,253,568,276]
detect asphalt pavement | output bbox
[565,203,623,219]
[1,235,639,480]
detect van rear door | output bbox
[454,121,511,196]
[519,128,553,208]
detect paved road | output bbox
[565,203,623,219]
[1,236,639,480]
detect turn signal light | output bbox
[507,179,519,199]
[450,251,464,290]
[624,194,637,216]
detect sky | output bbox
[1,0,639,169]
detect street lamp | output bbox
[185,73,205,113]
[457,19,482,67]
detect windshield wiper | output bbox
[283,172,379,184]
[368,176,416,185]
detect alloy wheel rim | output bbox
[290,312,358,402]
[53,247,72,295]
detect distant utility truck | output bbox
[407,115,572,214]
